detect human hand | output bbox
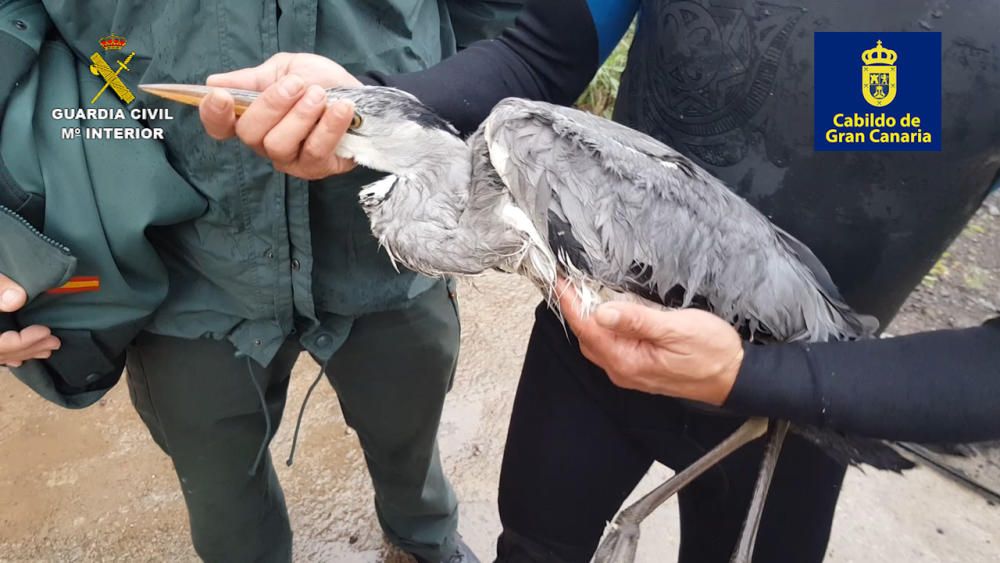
[0,274,60,368]
[558,280,743,406]
[198,52,362,179]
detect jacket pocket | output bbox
[0,207,125,408]
[0,162,44,227]
[0,204,76,300]
[8,328,124,409]
[45,328,124,393]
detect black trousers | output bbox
[497,304,847,563]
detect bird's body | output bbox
[341,91,904,562]
[356,95,877,346]
[327,88,907,470]
[142,83,908,563]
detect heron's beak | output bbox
[139,83,260,116]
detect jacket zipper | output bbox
[0,205,72,255]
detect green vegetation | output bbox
[965,222,986,235]
[922,252,950,288]
[575,25,635,119]
[963,265,989,290]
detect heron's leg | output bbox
[729,419,792,563]
[593,417,769,563]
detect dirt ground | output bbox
[2,194,999,562]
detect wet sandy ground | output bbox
[2,199,1000,561]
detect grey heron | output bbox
[142,83,910,563]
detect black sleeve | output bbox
[445,0,524,50]
[724,318,1000,443]
[360,0,605,134]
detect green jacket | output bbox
[0,0,520,407]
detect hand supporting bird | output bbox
[557,279,744,406]
[197,53,361,179]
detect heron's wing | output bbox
[481,98,698,283]
[481,98,735,312]
[771,225,880,336]
[533,100,697,164]
[481,98,876,341]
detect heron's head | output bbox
[327,86,468,177]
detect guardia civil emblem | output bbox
[861,40,897,107]
[89,33,136,105]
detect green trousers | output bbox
[124,281,461,562]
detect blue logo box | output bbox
[814,32,941,151]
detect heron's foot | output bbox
[359,175,398,209]
[593,418,770,563]
[593,521,640,563]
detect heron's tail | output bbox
[793,425,915,472]
[897,442,1000,502]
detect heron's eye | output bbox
[350,113,364,130]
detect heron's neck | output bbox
[392,138,473,225]
[412,153,470,191]
[359,134,519,276]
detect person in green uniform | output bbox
[0,1,522,561]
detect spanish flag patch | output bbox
[47,276,101,295]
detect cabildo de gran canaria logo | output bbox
[861,40,896,107]
[815,32,941,151]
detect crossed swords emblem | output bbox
[89,50,136,104]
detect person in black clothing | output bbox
[196,0,1000,561]
[558,280,1000,444]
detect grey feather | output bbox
[479,98,876,342]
